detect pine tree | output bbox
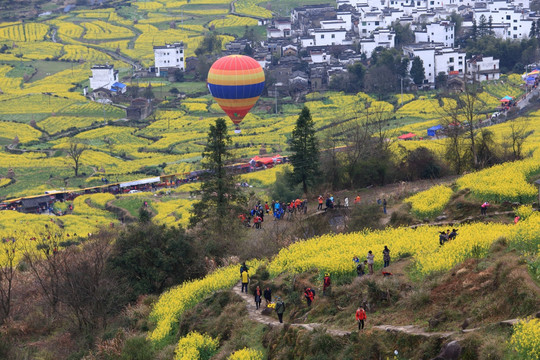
[289,106,319,194]
[189,119,245,231]
[410,56,425,85]
[478,15,487,37]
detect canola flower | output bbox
[267,222,513,277]
[456,158,540,203]
[228,348,264,360]
[510,317,540,360]
[149,259,264,345]
[174,331,219,360]
[404,185,454,219]
[514,205,534,220]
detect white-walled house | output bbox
[359,29,396,58]
[267,18,292,38]
[415,21,455,47]
[154,43,185,77]
[403,44,466,87]
[466,55,500,81]
[312,29,348,46]
[300,37,315,47]
[337,12,353,30]
[310,50,331,64]
[321,19,348,30]
[434,47,466,77]
[89,64,121,92]
[403,45,436,85]
[473,9,533,39]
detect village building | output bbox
[466,55,500,81]
[153,42,185,77]
[414,21,455,47]
[89,64,125,94]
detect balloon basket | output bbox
[234,127,241,134]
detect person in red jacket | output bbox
[304,287,315,306]
[323,273,331,296]
[356,307,366,330]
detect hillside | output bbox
[0,1,539,359]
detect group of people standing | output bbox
[353,246,391,276]
[438,228,458,245]
[317,194,363,211]
[240,199,309,227]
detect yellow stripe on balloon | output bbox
[212,96,260,107]
[209,67,263,76]
[207,72,265,86]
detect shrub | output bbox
[174,332,219,360]
[120,336,154,360]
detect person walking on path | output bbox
[254,286,262,310]
[354,195,361,205]
[241,269,249,293]
[344,197,349,208]
[318,195,323,210]
[323,273,331,296]
[240,262,249,275]
[304,287,316,306]
[356,307,367,330]
[275,297,285,323]
[367,251,374,275]
[481,201,490,216]
[263,286,272,305]
[382,246,391,268]
[383,198,387,214]
[357,260,367,277]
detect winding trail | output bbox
[232,282,458,338]
[232,282,351,336]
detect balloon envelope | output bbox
[207,55,265,125]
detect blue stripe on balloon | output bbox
[208,82,265,100]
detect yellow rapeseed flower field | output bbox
[404,185,454,219]
[228,348,264,360]
[510,317,540,360]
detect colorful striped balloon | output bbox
[207,55,265,131]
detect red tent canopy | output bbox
[251,155,280,165]
[398,133,417,140]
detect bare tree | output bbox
[0,238,17,324]
[508,118,530,160]
[56,234,116,331]
[66,140,87,177]
[439,84,488,172]
[23,229,63,315]
[339,100,394,186]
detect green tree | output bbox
[478,15,487,37]
[189,119,246,254]
[108,222,204,298]
[410,56,425,85]
[195,32,222,57]
[530,21,537,38]
[392,21,414,47]
[289,107,319,193]
[143,84,154,99]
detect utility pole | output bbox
[400,76,404,106]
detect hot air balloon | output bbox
[207,55,265,133]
